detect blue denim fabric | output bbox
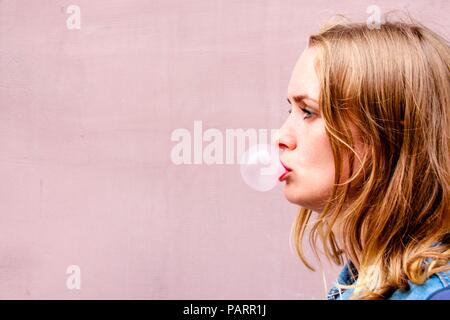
[327,260,450,300]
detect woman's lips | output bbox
[278,161,292,182]
[278,170,291,182]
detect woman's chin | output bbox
[282,184,301,205]
[282,185,320,211]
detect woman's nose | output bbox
[277,132,296,151]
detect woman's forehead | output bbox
[287,47,320,102]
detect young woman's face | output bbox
[278,47,335,212]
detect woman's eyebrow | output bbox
[287,94,319,105]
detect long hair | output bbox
[291,18,450,299]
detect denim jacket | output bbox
[327,260,450,300]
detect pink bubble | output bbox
[239,144,285,192]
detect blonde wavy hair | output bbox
[292,18,450,299]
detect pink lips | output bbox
[278,161,292,182]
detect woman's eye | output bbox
[287,107,313,120]
[300,108,313,119]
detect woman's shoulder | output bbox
[327,259,450,300]
[388,268,450,300]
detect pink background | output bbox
[0,0,448,299]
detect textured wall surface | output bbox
[0,0,448,299]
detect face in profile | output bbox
[278,47,336,213]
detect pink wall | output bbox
[0,0,448,299]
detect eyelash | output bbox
[288,107,313,119]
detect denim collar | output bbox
[326,243,449,300]
[327,260,358,300]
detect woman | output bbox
[277,19,450,300]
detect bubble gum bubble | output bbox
[239,144,285,192]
